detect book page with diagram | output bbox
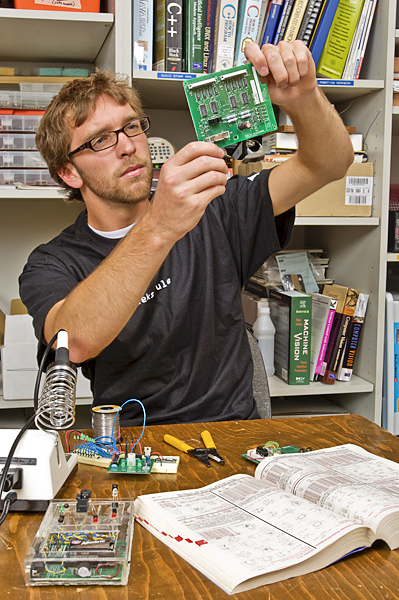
[135,473,369,594]
[255,443,399,548]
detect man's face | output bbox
[66,95,153,206]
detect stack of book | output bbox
[132,1,377,80]
[267,284,368,386]
[244,251,369,386]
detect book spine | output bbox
[132,0,153,71]
[256,0,271,44]
[355,0,377,79]
[153,0,166,71]
[203,0,218,73]
[313,298,337,378]
[213,0,239,71]
[283,0,309,43]
[341,0,370,79]
[165,0,184,72]
[322,288,360,384]
[289,295,311,385]
[337,293,369,381]
[185,0,206,73]
[317,0,365,79]
[296,0,325,46]
[234,0,264,66]
[273,0,295,44]
[309,0,340,68]
[261,0,284,45]
[244,278,268,298]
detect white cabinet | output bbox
[0,1,394,423]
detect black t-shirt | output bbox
[19,170,293,425]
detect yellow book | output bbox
[283,0,309,42]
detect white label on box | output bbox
[35,0,82,7]
[345,176,373,206]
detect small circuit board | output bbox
[25,487,134,586]
[183,63,277,148]
[107,455,155,474]
[242,445,313,464]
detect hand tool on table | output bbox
[201,430,225,465]
[164,432,225,468]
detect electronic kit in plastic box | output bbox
[25,494,134,586]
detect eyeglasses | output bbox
[68,116,151,157]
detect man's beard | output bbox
[73,158,153,205]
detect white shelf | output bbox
[388,252,399,262]
[268,374,374,398]
[295,216,379,226]
[0,187,64,200]
[132,69,384,110]
[0,8,114,63]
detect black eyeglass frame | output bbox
[68,115,151,158]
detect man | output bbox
[19,41,353,425]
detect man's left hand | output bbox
[244,40,317,109]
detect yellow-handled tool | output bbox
[201,430,225,465]
[164,434,211,467]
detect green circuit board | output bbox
[183,63,277,148]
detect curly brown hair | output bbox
[36,70,144,202]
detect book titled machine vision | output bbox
[135,444,399,594]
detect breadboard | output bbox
[183,63,277,148]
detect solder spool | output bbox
[91,405,120,440]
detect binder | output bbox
[385,292,399,434]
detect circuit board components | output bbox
[183,63,277,148]
[25,487,134,586]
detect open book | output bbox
[134,444,399,595]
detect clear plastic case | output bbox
[25,498,134,586]
[0,90,54,110]
[0,114,42,132]
[0,169,56,186]
[0,151,46,168]
[0,133,37,150]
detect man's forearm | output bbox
[45,214,175,364]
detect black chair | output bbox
[246,327,271,419]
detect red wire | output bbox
[95,563,120,579]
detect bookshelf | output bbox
[0,1,394,425]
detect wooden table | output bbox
[2,414,399,599]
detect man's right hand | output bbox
[147,141,229,243]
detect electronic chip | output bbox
[210,100,218,114]
[199,104,207,117]
[229,96,237,109]
[241,92,249,105]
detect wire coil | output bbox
[36,362,77,430]
[92,405,120,440]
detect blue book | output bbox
[261,0,284,45]
[273,0,295,45]
[309,0,340,68]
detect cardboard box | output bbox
[296,162,374,217]
[4,314,36,345]
[14,0,100,11]
[1,344,37,370]
[10,298,28,315]
[1,369,38,400]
